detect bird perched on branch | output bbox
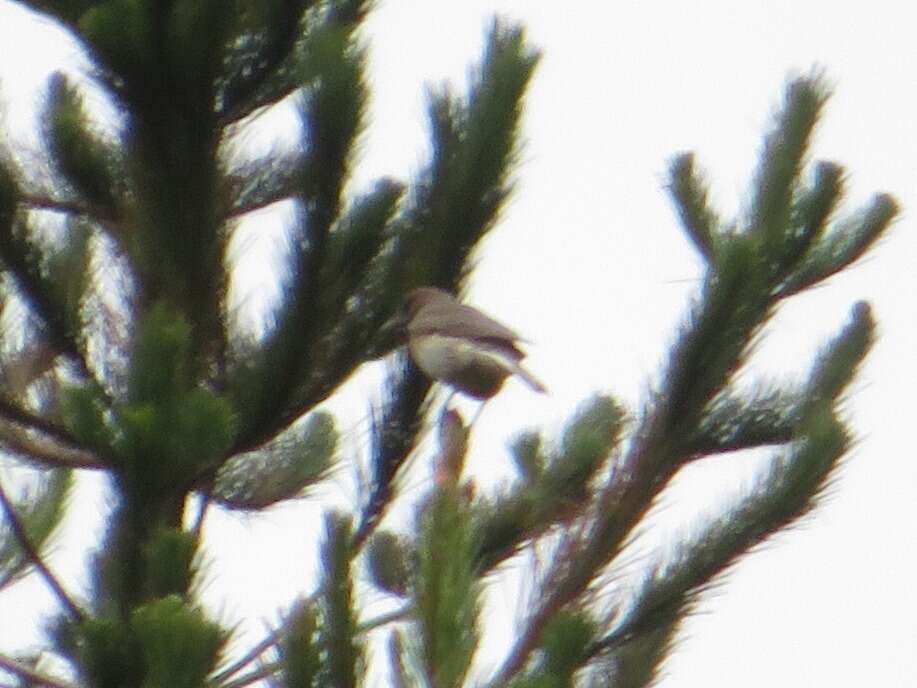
[404,287,547,400]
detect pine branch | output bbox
[19,194,115,225]
[352,355,430,550]
[0,432,101,471]
[0,398,101,462]
[0,248,97,395]
[229,20,368,451]
[584,620,681,688]
[390,20,540,292]
[216,0,369,127]
[489,75,890,685]
[749,75,828,249]
[475,396,626,572]
[0,478,84,621]
[43,73,124,216]
[0,219,109,409]
[588,404,849,674]
[216,1,313,124]
[220,511,381,687]
[211,628,281,685]
[687,386,800,457]
[219,386,429,683]
[493,244,776,683]
[0,653,77,688]
[1,5,897,687]
[209,411,336,510]
[667,152,720,260]
[504,610,598,686]
[357,603,414,634]
[278,600,321,687]
[777,192,898,297]
[415,484,480,688]
[320,514,361,688]
[786,160,845,260]
[221,662,280,688]
[221,151,305,220]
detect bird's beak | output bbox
[371,311,410,357]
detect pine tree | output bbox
[0,3,897,687]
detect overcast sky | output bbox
[1,1,915,686]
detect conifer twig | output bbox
[214,562,408,685]
[18,194,120,233]
[0,398,100,461]
[211,627,281,684]
[18,195,94,218]
[221,661,280,688]
[357,603,414,634]
[0,653,77,688]
[0,479,84,622]
[0,434,100,470]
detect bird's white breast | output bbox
[409,334,479,378]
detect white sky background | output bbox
[1,0,916,686]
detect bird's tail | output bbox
[514,363,547,394]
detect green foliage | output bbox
[0,204,88,367]
[114,386,237,484]
[217,1,327,122]
[166,0,231,92]
[78,1,157,80]
[297,24,367,198]
[226,6,377,450]
[559,395,627,473]
[318,512,362,688]
[212,411,335,509]
[395,20,541,290]
[44,73,120,209]
[540,610,597,679]
[0,468,72,589]
[127,303,193,405]
[367,529,412,597]
[804,301,874,402]
[483,77,894,688]
[475,396,625,570]
[510,430,544,483]
[415,486,480,688]
[778,193,898,296]
[0,3,897,688]
[60,383,115,454]
[597,399,851,676]
[318,178,405,331]
[508,610,598,688]
[43,219,93,336]
[114,304,236,478]
[750,76,828,254]
[131,595,226,688]
[667,153,720,259]
[590,622,680,688]
[785,161,843,261]
[75,616,143,688]
[281,600,322,688]
[169,387,238,472]
[142,528,198,598]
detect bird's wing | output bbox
[408,301,526,343]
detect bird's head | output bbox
[371,287,455,355]
[404,287,454,320]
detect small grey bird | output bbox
[404,287,547,400]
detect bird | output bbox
[404,287,547,400]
